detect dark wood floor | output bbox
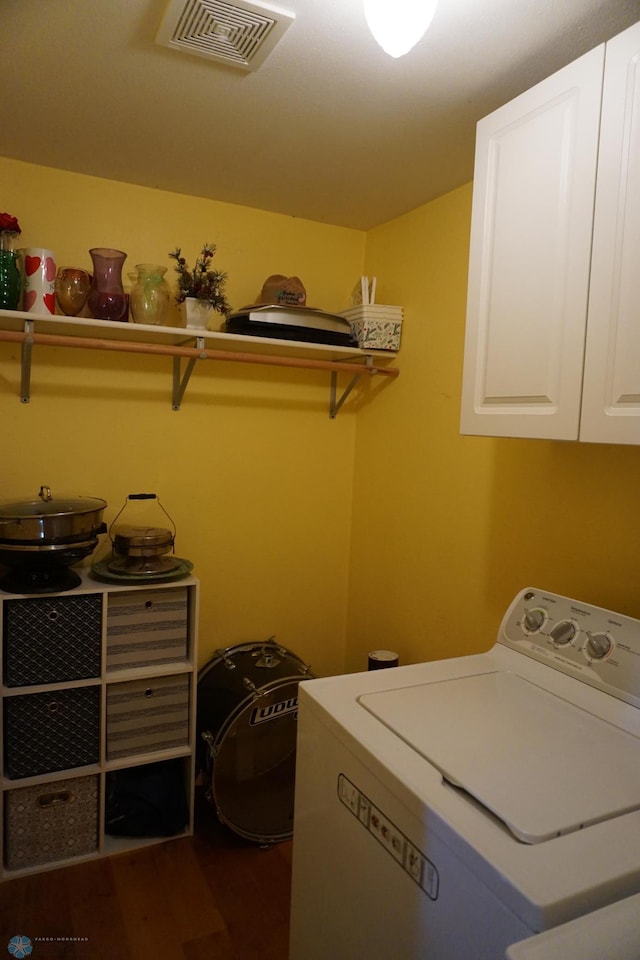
[0,788,293,959]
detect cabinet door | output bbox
[460,46,604,439]
[580,21,640,444]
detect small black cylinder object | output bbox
[368,650,399,670]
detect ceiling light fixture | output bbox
[363,0,437,58]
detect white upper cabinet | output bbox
[581,24,640,444]
[460,20,640,444]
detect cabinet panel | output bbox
[580,22,640,443]
[461,46,605,439]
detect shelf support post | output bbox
[20,321,34,404]
[329,356,376,418]
[330,370,361,419]
[172,337,206,410]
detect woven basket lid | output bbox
[112,525,173,549]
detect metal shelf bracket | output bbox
[20,321,34,404]
[329,356,375,419]
[172,337,207,410]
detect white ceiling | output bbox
[2,0,639,230]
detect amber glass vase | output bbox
[55,267,91,316]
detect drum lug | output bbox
[255,648,281,669]
[255,636,289,668]
[243,676,268,698]
[215,647,237,670]
[199,728,218,803]
[270,636,291,659]
[201,729,219,759]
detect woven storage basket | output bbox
[4,685,100,779]
[4,774,99,870]
[3,593,101,687]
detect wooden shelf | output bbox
[0,310,399,416]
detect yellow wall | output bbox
[346,182,640,671]
[0,157,366,677]
[6,158,640,680]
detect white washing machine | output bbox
[289,588,640,960]
[505,892,640,959]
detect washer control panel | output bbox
[499,588,640,707]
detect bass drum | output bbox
[197,639,314,844]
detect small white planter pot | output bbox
[180,297,215,331]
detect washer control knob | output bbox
[549,620,577,646]
[523,608,546,633]
[586,632,612,660]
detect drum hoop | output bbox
[197,641,313,844]
[208,672,302,843]
[197,640,308,681]
[216,806,293,844]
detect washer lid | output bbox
[358,671,640,844]
[506,893,640,959]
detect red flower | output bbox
[0,212,21,235]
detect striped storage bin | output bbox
[106,674,190,760]
[4,774,99,871]
[106,588,188,671]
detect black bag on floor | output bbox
[105,758,189,837]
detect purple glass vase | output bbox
[88,247,128,322]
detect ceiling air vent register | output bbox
[156,0,294,72]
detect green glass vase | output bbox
[130,263,170,325]
[0,234,21,310]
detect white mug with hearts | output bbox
[18,248,57,314]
